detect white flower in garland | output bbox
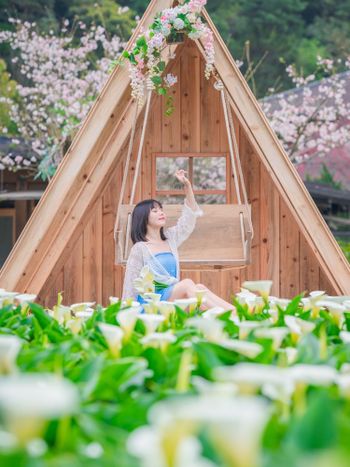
[164,73,178,87]
[173,18,185,30]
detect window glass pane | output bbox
[0,214,14,267]
[193,157,226,190]
[156,194,183,205]
[156,157,188,191]
[195,194,226,204]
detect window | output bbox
[153,153,229,204]
[0,209,16,267]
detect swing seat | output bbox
[115,204,252,268]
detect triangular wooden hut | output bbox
[1,0,349,307]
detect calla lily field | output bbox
[1,283,350,466]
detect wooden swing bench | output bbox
[116,203,252,268]
[114,44,254,270]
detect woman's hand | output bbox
[175,169,191,187]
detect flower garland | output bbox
[122,0,215,115]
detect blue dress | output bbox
[137,252,177,304]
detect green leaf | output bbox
[151,75,162,85]
[158,60,166,71]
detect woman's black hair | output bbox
[131,199,167,244]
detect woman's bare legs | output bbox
[169,278,235,312]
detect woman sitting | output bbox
[122,169,235,311]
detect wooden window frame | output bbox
[152,152,230,201]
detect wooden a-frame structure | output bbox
[1,0,349,307]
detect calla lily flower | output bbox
[236,320,268,340]
[277,347,298,366]
[174,297,198,312]
[141,331,176,351]
[284,315,315,342]
[202,306,225,319]
[288,364,337,386]
[49,304,71,324]
[66,318,83,334]
[0,335,23,374]
[157,301,176,320]
[242,280,273,301]
[117,307,141,339]
[143,292,162,302]
[187,317,226,343]
[194,288,207,307]
[138,314,165,334]
[253,327,290,350]
[317,300,346,327]
[144,394,271,467]
[109,296,120,304]
[0,374,78,444]
[75,309,94,320]
[219,339,263,359]
[70,302,95,313]
[134,265,155,295]
[13,293,37,305]
[98,323,124,357]
[214,363,290,393]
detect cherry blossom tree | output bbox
[0,19,124,180]
[261,57,350,164]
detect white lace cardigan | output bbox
[122,199,203,300]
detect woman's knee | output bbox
[196,283,208,290]
[180,278,195,297]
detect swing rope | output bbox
[113,78,154,262]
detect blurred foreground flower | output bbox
[0,374,78,444]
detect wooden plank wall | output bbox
[38,39,337,308]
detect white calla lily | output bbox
[202,306,225,319]
[284,315,315,342]
[253,326,290,350]
[288,364,337,386]
[109,296,120,304]
[70,302,95,313]
[66,318,83,334]
[98,323,124,357]
[0,374,78,444]
[117,307,141,338]
[13,294,37,304]
[215,363,289,392]
[0,335,23,374]
[242,280,273,300]
[141,331,177,351]
[278,346,298,366]
[187,317,226,343]
[49,304,71,324]
[236,320,268,340]
[147,395,270,467]
[157,301,176,320]
[219,339,263,359]
[174,297,198,312]
[138,314,165,334]
[317,300,346,327]
[75,309,94,320]
[134,265,155,295]
[143,292,162,302]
